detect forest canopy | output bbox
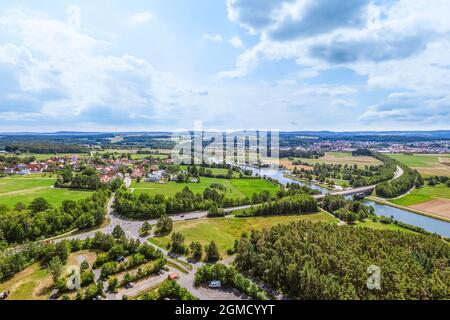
[234,221,449,300]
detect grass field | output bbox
[0,175,93,209]
[0,264,51,300]
[287,152,382,168]
[355,219,415,233]
[179,165,242,178]
[94,149,170,160]
[387,154,450,177]
[131,177,280,199]
[149,212,337,257]
[390,185,450,206]
[16,153,88,161]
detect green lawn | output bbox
[0,175,93,209]
[149,212,337,257]
[180,165,242,178]
[355,219,414,233]
[387,154,450,168]
[131,153,169,160]
[290,152,382,168]
[390,184,450,206]
[131,177,279,199]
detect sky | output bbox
[1,0,450,132]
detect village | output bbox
[0,152,176,184]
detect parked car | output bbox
[125,282,135,289]
[0,291,10,300]
[208,280,222,288]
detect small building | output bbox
[131,167,144,179]
[100,174,112,184]
[3,168,15,174]
[19,169,31,175]
[147,170,164,182]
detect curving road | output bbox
[313,165,404,200]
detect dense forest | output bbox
[3,142,88,154]
[0,189,111,246]
[236,194,318,217]
[234,221,450,300]
[321,194,375,223]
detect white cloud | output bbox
[229,36,244,48]
[0,8,207,130]
[127,11,153,26]
[219,0,450,128]
[202,33,223,42]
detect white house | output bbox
[147,170,164,182]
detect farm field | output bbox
[0,250,97,300]
[16,153,88,161]
[287,152,382,168]
[95,149,170,160]
[390,185,450,206]
[390,185,450,221]
[149,212,337,257]
[130,177,280,199]
[0,175,93,209]
[387,153,450,177]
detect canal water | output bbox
[244,165,450,237]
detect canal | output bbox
[249,165,450,237]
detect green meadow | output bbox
[149,212,336,257]
[387,154,450,167]
[289,152,382,168]
[0,175,93,209]
[180,165,242,178]
[390,184,450,206]
[131,177,280,199]
[17,153,87,161]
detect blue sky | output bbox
[1,0,450,132]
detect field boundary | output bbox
[367,196,450,223]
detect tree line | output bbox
[235,194,319,217]
[113,186,277,220]
[0,189,111,246]
[320,194,375,223]
[374,153,422,198]
[3,142,87,154]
